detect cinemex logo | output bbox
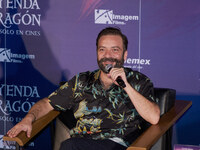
[0,48,35,63]
[124,58,151,69]
[95,9,139,25]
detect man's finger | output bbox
[27,127,32,138]
[12,128,22,137]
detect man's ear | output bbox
[124,50,128,61]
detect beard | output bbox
[97,56,124,74]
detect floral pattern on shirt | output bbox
[48,68,156,146]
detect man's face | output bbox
[97,35,127,73]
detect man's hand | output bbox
[7,115,33,138]
[109,67,128,87]
[109,67,160,124]
[7,98,53,138]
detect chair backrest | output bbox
[151,88,176,150]
[154,88,176,116]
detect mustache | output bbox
[98,57,119,63]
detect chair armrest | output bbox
[127,100,192,150]
[3,110,60,146]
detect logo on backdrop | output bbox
[0,48,35,63]
[0,0,41,28]
[0,84,37,149]
[124,58,151,69]
[95,9,139,25]
[0,0,41,36]
[0,135,15,149]
[0,84,40,123]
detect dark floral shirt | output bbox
[48,68,156,146]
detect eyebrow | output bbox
[111,46,122,50]
[97,46,122,50]
[98,46,106,49]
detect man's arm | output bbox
[109,68,160,125]
[7,98,54,138]
[124,84,160,124]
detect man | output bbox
[7,27,160,150]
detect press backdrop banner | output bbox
[0,0,199,149]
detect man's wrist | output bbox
[124,82,137,93]
[27,112,36,122]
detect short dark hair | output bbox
[96,27,128,51]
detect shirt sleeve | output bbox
[48,76,76,111]
[138,76,155,103]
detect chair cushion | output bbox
[54,118,71,150]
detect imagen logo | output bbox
[95,9,113,24]
[0,48,35,63]
[95,9,139,25]
[0,49,12,62]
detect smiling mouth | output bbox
[103,61,116,67]
[103,60,114,64]
[98,57,119,68]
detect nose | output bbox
[104,49,112,58]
